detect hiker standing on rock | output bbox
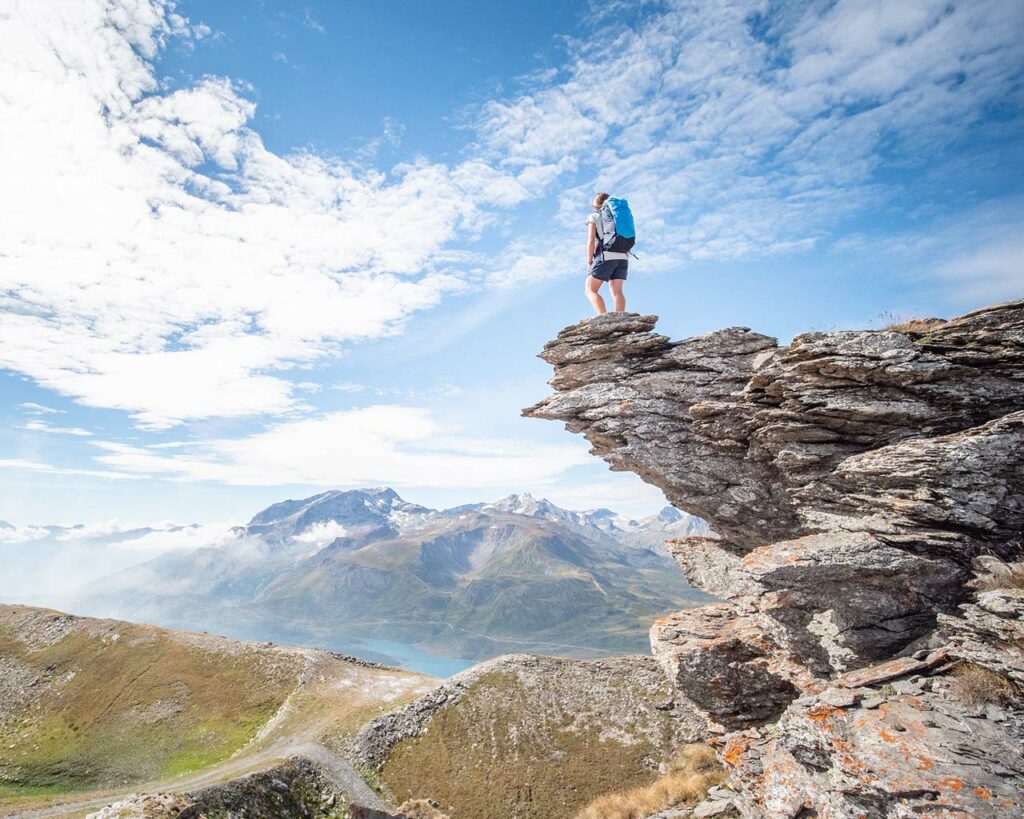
[585,192,636,315]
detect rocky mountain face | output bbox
[525,301,1024,817]
[79,489,711,662]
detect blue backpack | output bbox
[598,197,636,254]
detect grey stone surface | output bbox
[693,798,738,817]
[527,301,1024,818]
[87,758,351,819]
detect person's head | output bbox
[592,192,609,210]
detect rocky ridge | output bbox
[525,301,1024,817]
[354,653,704,818]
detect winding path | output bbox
[5,649,432,818]
[6,740,386,818]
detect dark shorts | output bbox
[589,258,628,282]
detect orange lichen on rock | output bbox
[719,734,753,767]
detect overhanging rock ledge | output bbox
[524,301,1024,818]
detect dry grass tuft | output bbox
[950,663,1022,708]
[882,316,946,335]
[396,798,450,818]
[975,560,1024,592]
[573,744,725,819]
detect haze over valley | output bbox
[2,488,712,673]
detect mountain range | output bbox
[71,488,713,663]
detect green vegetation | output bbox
[0,605,439,817]
[0,782,73,800]
[0,615,301,795]
[380,667,685,819]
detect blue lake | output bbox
[344,636,475,678]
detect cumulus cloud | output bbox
[91,404,591,488]
[0,1,531,429]
[0,0,1019,484]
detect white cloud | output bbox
[0,523,51,544]
[303,8,326,34]
[381,116,405,148]
[0,520,231,604]
[109,523,230,552]
[18,402,65,415]
[0,1,533,429]
[292,519,347,546]
[0,459,133,480]
[91,404,591,488]
[934,237,1024,301]
[830,198,1024,302]
[20,420,93,437]
[0,0,1019,436]
[478,0,1024,273]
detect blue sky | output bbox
[1,0,1022,530]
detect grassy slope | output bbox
[0,605,436,814]
[0,607,301,793]
[375,656,701,819]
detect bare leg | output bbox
[585,276,607,315]
[610,279,626,312]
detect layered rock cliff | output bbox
[525,301,1024,818]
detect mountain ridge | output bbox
[70,488,712,665]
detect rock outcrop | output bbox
[525,301,1024,817]
[86,758,348,819]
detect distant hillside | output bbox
[355,653,705,819]
[0,604,434,814]
[76,489,713,662]
[0,521,211,606]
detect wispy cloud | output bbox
[303,8,326,34]
[0,459,133,481]
[92,404,590,488]
[18,402,65,415]
[478,0,1024,271]
[0,2,536,429]
[19,420,93,437]
[829,197,1024,302]
[0,0,1019,444]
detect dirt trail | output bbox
[6,741,383,819]
[4,649,437,819]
